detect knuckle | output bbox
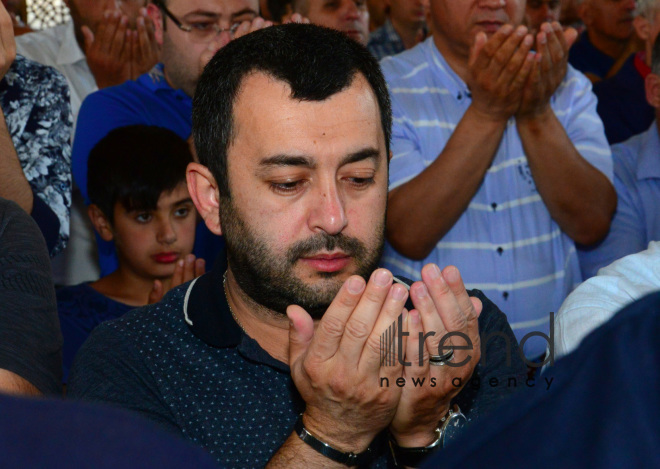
[320,315,345,338]
[344,317,371,340]
[365,334,381,356]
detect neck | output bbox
[391,17,424,50]
[91,266,157,307]
[432,33,470,82]
[587,29,628,60]
[224,269,292,364]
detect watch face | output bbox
[442,413,468,448]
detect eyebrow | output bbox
[173,197,194,206]
[257,147,382,172]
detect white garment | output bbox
[15,21,97,120]
[16,21,100,285]
[555,241,660,358]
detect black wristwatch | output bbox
[388,405,467,468]
[294,414,377,466]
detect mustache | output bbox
[287,233,366,264]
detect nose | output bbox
[156,219,177,245]
[479,0,507,9]
[344,0,360,19]
[308,183,348,236]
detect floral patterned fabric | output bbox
[0,54,72,257]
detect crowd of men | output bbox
[1,0,659,467]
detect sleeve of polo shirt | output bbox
[556,242,660,358]
[557,67,613,182]
[387,90,426,192]
[72,89,144,203]
[577,146,647,279]
[68,320,183,436]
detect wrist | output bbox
[302,412,374,454]
[516,104,554,127]
[465,104,510,128]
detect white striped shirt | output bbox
[380,38,613,358]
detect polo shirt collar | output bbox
[182,252,290,372]
[636,122,660,181]
[426,37,471,102]
[56,21,86,67]
[139,63,191,100]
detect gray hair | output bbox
[636,0,660,19]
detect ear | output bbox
[645,73,660,108]
[577,1,590,25]
[147,3,164,45]
[88,204,115,242]
[634,15,651,41]
[187,162,223,236]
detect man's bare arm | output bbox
[0,369,40,396]
[387,26,535,260]
[516,23,616,245]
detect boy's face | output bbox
[111,182,197,280]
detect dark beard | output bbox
[219,198,384,319]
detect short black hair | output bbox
[87,125,193,223]
[193,23,392,198]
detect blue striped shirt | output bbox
[380,38,613,358]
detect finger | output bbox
[287,304,315,366]
[403,309,428,375]
[409,278,451,360]
[305,275,366,361]
[99,11,121,54]
[488,25,529,78]
[82,25,95,51]
[469,24,514,71]
[0,1,15,60]
[468,31,488,70]
[248,16,265,34]
[172,258,185,287]
[148,280,163,304]
[535,29,552,76]
[233,20,252,40]
[336,269,393,361]
[183,253,196,282]
[563,25,578,49]
[109,14,129,58]
[509,50,536,91]
[136,15,149,60]
[194,258,206,277]
[441,267,481,354]
[360,281,409,374]
[543,22,564,66]
[498,32,533,90]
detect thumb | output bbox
[148,279,163,304]
[286,304,314,365]
[563,27,578,49]
[468,31,487,68]
[82,25,94,50]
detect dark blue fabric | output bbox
[0,393,219,469]
[69,254,527,468]
[594,54,655,144]
[30,188,60,256]
[428,291,660,469]
[568,31,615,79]
[71,64,223,275]
[56,283,134,383]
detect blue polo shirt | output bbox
[568,31,615,80]
[578,122,660,278]
[593,53,655,144]
[380,37,613,359]
[71,64,223,275]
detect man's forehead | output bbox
[168,0,259,14]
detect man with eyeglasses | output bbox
[70,0,272,278]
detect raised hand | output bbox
[389,265,482,447]
[130,7,160,79]
[467,25,536,123]
[517,22,578,119]
[287,269,409,453]
[83,9,132,88]
[148,254,206,304]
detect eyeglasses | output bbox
[154,1,253,43]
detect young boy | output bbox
[57,125,204,381]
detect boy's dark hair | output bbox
[87,125,193,223]
[193,23,392,199]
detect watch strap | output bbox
[294,414,376,466]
